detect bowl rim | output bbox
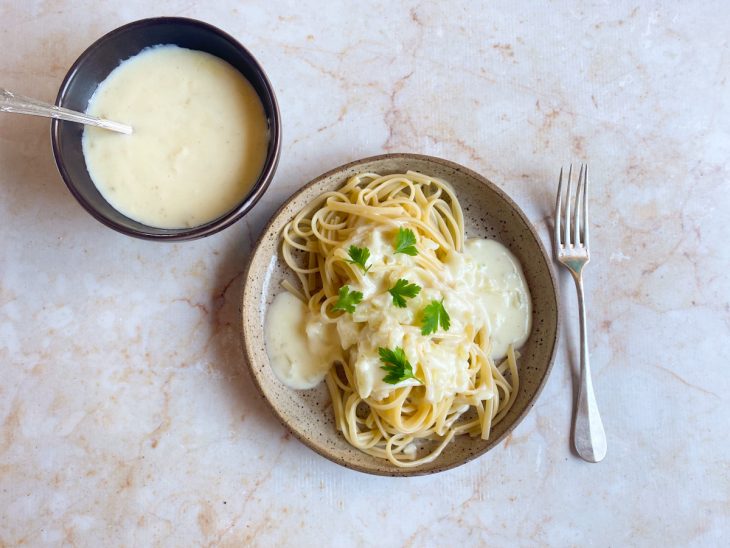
[240,152,561,476]
[50,16,282,242]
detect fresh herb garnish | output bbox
[347,245,371,272]
[421,299,451,335]
[393,227,418,256]
[388,278,422,308]
[331,285,363,314]
[378,346,422,384]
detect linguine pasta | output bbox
[279,171,525,467]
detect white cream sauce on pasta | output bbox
[265,232,531,399]
[82,45,268,229]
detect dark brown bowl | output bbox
[51,17,281,241]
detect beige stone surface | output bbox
[1,1,728,546]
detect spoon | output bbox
[0,88,132,134]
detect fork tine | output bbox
[554,167,563,247]
[583,164,589,248]
[573,164,584,245]
[563,164,573,246]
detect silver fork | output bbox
[554,164,607,463]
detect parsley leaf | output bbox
[331,285,363,314]
[393,227,418,256]
[388,278,422,308]
[347,245,371,272]
[378,346,422,384]
[421,299,451,335]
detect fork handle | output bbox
[573,275,607,462]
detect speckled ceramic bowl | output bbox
[240,153,559,476]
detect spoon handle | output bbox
[0,88,132,134]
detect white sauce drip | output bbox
[461,238,532,359]
[265,292,340,390]
[82,45,268,229]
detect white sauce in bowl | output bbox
[82,45,268,229]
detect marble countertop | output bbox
[2,1,728,546]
